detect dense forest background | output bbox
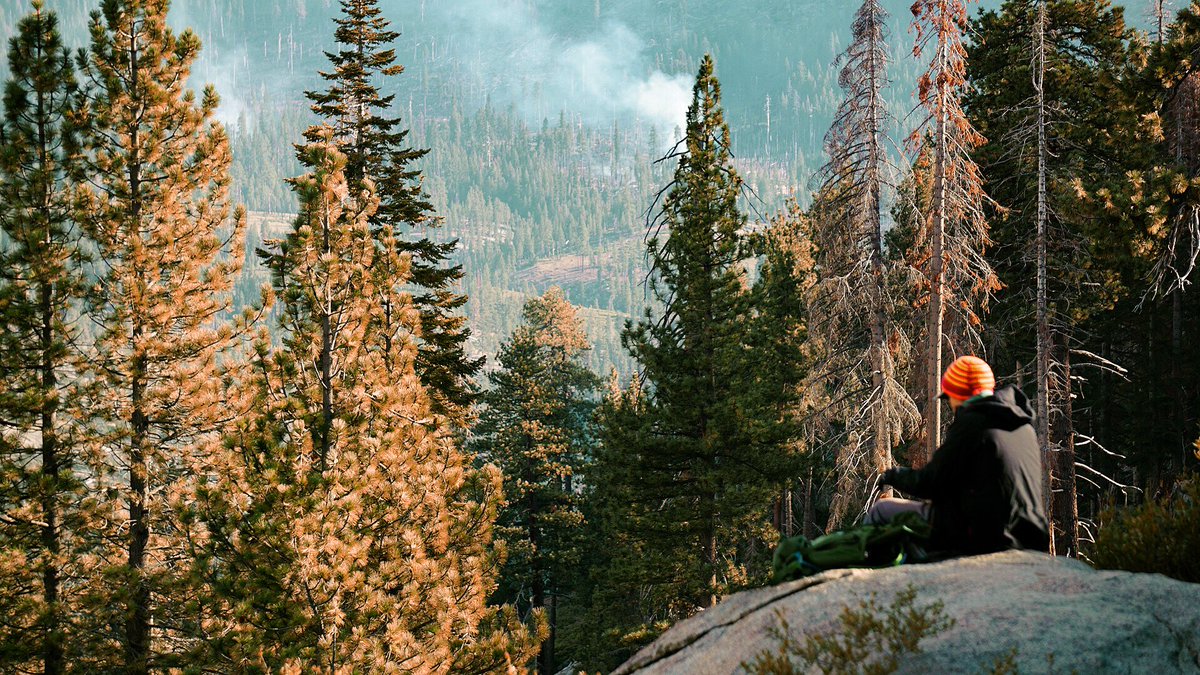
[5,0,1130,375]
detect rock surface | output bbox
[614,550,1200,674]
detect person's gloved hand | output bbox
[880,467,901,486]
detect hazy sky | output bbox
[372,1,687,143]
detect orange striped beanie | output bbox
[940,356,996,401]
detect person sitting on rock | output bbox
[868,355,1051,555]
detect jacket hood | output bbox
[962,384,1034,430]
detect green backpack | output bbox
[770,511,932,584]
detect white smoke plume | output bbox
[423,0,691,142]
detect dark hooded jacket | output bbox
[886,385,1050,554]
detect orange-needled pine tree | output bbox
[71,0,247,669]
[909,0,1000,458]
[185,131,538,673]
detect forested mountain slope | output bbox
[0,0,1141,373]
[0,1,882,373]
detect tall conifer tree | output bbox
[583,56,801,666]
[305,0,478,423]
[72,0,247,668]
[1051,2,1200,505]
[910,0,999,458]
[186,131,538,672]
[744,203,818,536]
[622,54,753,610]
[0,4,87,672]
[1142,2,1200,486]
[472,287,598,674]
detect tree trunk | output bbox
[1147,313,1162,492]
[772,485,797,536]
[34,49,64,675]
[1173,290,1184,472]
[126,32,151,671]
[543,593,557,674]
[1171,56,1185,477]
[702,500,717,609]
[1155,0,1167,46]
[128,354,150,675]
[802,468,815,539]
[1034,0,1054,536]
[866,11,892,476]
[783,485,794,537]
[319,203,334,472]
[925,99,948,462]
[532,567,549,673]
[40,276,63,675]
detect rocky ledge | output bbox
[615,550,1200,674]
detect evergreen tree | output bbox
[305,0,479,423]
[186,131,538,672]
[471,287,598,674]
[1131,1,1200,492]
[582,55,801,667]
[0,4,87,672]
[812,0,919,528]
[1062,2,1200,504]
[569,371,657,672]
[71,0,248,668]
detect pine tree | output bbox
[0,4,86,672]
[910,0,1000,458]
[569,371,660,672]
[186,131,538,672]
[305,0,479,423]
[623,53,754,610]
[813,0,920,528]
[1142,1,1200,488]
[471,287,598,674]
[582,56,801,666]
[71,0,248,668]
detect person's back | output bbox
[872,356,1050,556]
[927,386,1048,553]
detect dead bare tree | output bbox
[1027,0,1080,558]
[1150,0,1174,46]
[813,0,920,529]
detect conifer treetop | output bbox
[647,54,745,311]
[302,0,480,423]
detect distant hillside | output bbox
[0,0,1148,377]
